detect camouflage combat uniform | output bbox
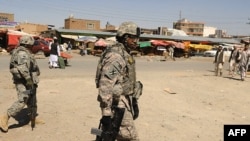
[8,46,40,117]
[96,43,139,141]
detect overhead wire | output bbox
[0,0,248,30]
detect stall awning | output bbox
[189,44,212,50]
[7,30,34,46]
[138,41,151,48]
[61,34,78,40]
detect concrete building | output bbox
[0,12,48,36]
[215,29,227,38]
[16,22,48,36]
[0,12,17,29]
[203,26,216,37]
[173,18,204,36]
[64,16,100,30]
[0,12,14,22]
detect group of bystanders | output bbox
[214,44,250,81]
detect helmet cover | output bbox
[19,35,35,45]
[116,21,140,37]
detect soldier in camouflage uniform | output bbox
[95,21,143,141]
[0,35,44,132]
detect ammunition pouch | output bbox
[133,81,143,100]
[112,84,123,100]
[132,97,139,120]
[10,68,22,79]
[131,81,143,120]
[121,78,134,95]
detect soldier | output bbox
[95,21,143,141]
[0,35,44,132]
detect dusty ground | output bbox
[0,52,250,141]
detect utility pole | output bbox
[179,10,182,21]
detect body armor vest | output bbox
[10,46,40,83]
[95,43,136,95]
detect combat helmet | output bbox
[19,35,35,45]
[116,21,140,37]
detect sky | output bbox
[1,0,250,36]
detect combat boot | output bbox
[0,113,10,132]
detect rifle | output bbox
[24,81,37,130]
[29,85,37,131]
[91,106,125,141]
[28,59,39,131]
[26,63,38,131]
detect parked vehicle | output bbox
[32,40,50,57]
[7,40,50,57]
[203,45,232,57]
[203,47,217,57]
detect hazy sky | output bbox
[1,0,250,36]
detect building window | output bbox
[87,23,94,29]
[0,16,8,22]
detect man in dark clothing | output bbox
[228,45,240,76]
[67,41,72,53]
[214,45,225,76]
[49,37,60,68]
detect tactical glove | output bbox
[26,78,34,87]
[101,116,112,126]
[101,116,112,133]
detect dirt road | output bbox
[0,53,249,141]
